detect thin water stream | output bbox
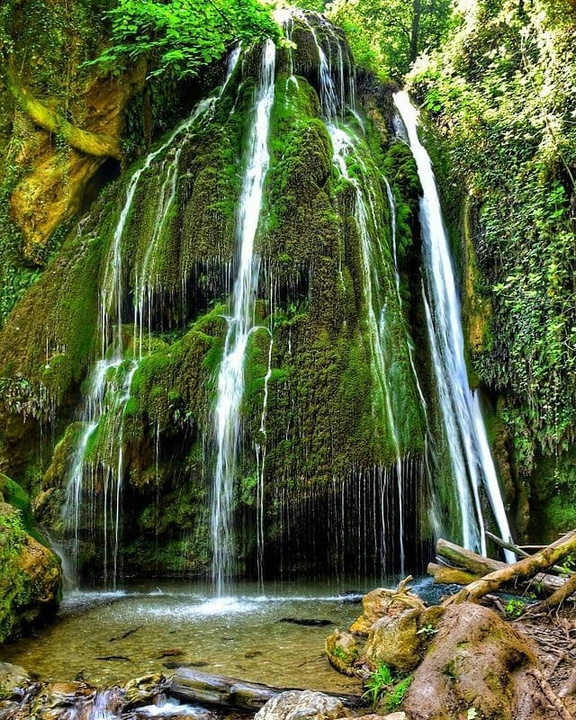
[0,582,366,694]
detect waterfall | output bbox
[329,124,413,572]
[393,91,514,561]
[210,40,276,595]
[62,52,241,587]
[277,8,350,120]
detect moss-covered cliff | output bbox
[0,9,446,585]
[6,0,569,588]
[0,475,62,644]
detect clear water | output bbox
[0,581,367,693]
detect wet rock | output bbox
[349,584,425,636]
[327,580,432,676]
[124,673,168,708]
[360,714,406,720]
[364,607,422,673]
[0,661,33,701]
[0,700,22,719]
[28,680,96,720]
[0,501,62,644]
[325,629,360,675]
[132,700,217,719]
[254,690,346,720]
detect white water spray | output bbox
[211,40,276,595]
[393,91,514,561]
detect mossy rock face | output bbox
[0,23,435,583]
[2,0,146,261]
[0,501,62,645]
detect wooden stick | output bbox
[527,572,576,615]
[486,531,573,576]
[444,530,576,605]
[527,668,574,720]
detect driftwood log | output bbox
[169,668,363,710]
[429,538,565,595]
[445,530,576,605]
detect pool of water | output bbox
[0,580,372,692]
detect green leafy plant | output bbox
[416,623,438,638]
[87,0,279,81]
[384,674,413,711]
[362,662,395,705]
[362,663,413,710]
[505,598,526,618]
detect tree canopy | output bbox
[90,0,280,79]
[326,0,455,79]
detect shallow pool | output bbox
[0,580,372,692]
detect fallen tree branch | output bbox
[444,530,576,605]
[486,531,574,577]
[433,538,564,595]
[527,572,576,615]
[169,668,362,711]
[5,60,122,160]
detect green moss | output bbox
[0,474,38,540]
[0,501,62,644]
[0,194,106,424]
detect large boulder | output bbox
[0,501,62,644]
[326,580,433,676]
[254,690,346,720]
[403,602,546,720]
[349,584,426,635]
[363,607,422,673]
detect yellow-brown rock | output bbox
[349,582,426,635]
[7,62,146,262]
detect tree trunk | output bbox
[169,669,362,711]
[410,0,422,62]
[433,538,565,594]
[445,530,576,605]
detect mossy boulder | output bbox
[326,581,433,676]
[0,501,62,644]
[403,603,542,720]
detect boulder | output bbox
[364,607,422,673]
[403,602,547,720]
[325,629,361,675]
[326,580,434,676]
[349,583,426,635]
[254,690,347,720]
[0,502,62,644]
[0,661,33,701]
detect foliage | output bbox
[409,0,576,475]
[89,0,279,80]
[505,597,526,618]
[362,662,413,710]
[326,0,455,79]
[416,622,438,638]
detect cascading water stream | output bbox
[211,40,276,595]
[393,91,514,561]
[63,54,241,587]
[133,46,241,356]
[329,125,410,571]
